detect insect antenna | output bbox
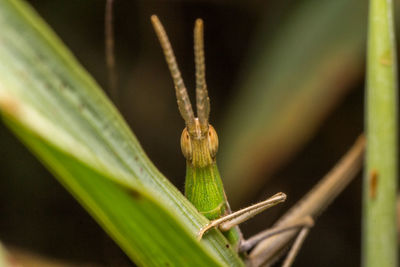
[151,15,196,131]
[194,19,210,132]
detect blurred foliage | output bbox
[220,0,367,204]
[0,243,11,267]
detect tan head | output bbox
[151,15,218,167]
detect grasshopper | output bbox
[149,15,365,267]
[150,15,287,251]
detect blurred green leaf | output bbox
[220,0,367,203]
[0,0,243,266]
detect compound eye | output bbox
[180,128,192,160]
[207,125,219,158]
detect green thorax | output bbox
[185,161,226,220]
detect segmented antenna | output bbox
[151,15,196,130]
[194,19,210,133]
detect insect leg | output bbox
[239,216,314,253]
[243,216,314,267]
[282,225,311,267]
[197,192,286,240]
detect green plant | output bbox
[363,0,398,265]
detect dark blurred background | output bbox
[0,0,392,266]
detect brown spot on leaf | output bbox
[128,188,142,199]
[369,169,378,199]
[379,50,392,66]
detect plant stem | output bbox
[363,0,398,265]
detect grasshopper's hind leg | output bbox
[243,216,314,267]
[281,225,312,267]
[239,216,314,252]
[197,192,287,240]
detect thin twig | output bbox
[105,0,118,105]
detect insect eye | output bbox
[207,125,219,158]
[180,128,192,160]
